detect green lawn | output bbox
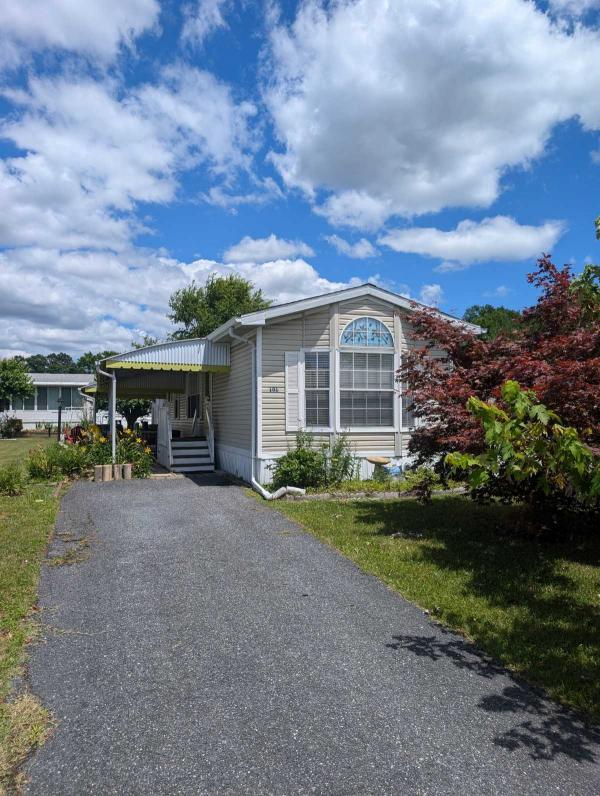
[0,436,61,792]
[0,435,51,468]
[271,496,600,722]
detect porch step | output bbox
[170,464,215,473]
[170,437,214,473]
[171,456,212,466]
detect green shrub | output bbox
[116,431,153,478]
[446,380,600,529]
[271,432,358,490]
[47,443,89,477]
[27,448,56,480]
[399,466,439,503]
[27,442,89,480]
[326,434,358,485]
[0,463,25,496]
[271,433,327,489]
[0,415,23,438]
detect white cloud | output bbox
[266,0,600,228]
[0,68,256,250]
[0,245,378,355]
[325,234,378,259]
[549,0,600,16]
[182,0,228,45]
[224,234,314,263]
[183,258,365,305]
[379,216,565,268]
[0,0,159,70]
[419,284,444,307]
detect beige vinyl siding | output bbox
[261,317,302,453]
[303,307,330,347]
[338,296,394,341]
[167,372,204,437]
[343,430,396,453]
[212,339,253,450]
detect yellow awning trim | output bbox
[105,361,230,373]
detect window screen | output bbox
[36,387,47,410]
[304,352,330,427]
[339,352,395,427]
[60,387,72,408]
[70,389,83,408]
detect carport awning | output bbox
[92,338,230,398]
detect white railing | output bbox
[156,400,172,469]
[204,400,214,463]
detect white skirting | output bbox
[215,444,253,483]
[254,452,415,485]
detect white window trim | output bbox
[335,349,400,433]
[339,317,395,348]
[299,347,334,433]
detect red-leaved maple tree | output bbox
[400,256,600,466]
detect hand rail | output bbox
[204,401,214,463]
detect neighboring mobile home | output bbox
[1,373,93,430]
[93,283,479,483]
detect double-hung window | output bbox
[304,351,330,428]
[340,352,395,427]
[339,317,396,429]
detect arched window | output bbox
[340,317,394,347]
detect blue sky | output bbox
[1,0,599,355]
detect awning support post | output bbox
[97,366,117,464]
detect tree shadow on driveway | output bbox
[387,629,600,764]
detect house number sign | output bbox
[269,386,279,393]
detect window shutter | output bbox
[285,352,300,431]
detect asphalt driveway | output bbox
[26,477,600,794]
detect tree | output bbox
[131,336,159,349]
[25,354,49,372]
[462,304,521,340]
[45,352,77,373]
[0,358,34,403]
[95,395,152,429]
[115,399,152,429]
[76,351,118,373]
[400,256,600,467]
[446,381,600,529]
[169,274,271,339]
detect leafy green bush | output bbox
[47,443,89,477]
[325,434,358,485]
[271,432,357,490]
[0,415,23,438]
[27,447,56,480]
[399,466,440,503]
[446,380,600,528]
[27,442,89,480]
[116,430,153,478]
[271,432,327,489]
[0,463,25,496]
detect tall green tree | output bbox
[463,304,522,340]
[76,351,119,373]
[45,352,77,373]
[0,359,34,403]
[24,353,49,372]
[169,274,271,339]
[131,336,159,349]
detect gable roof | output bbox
[208,282,482,340]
